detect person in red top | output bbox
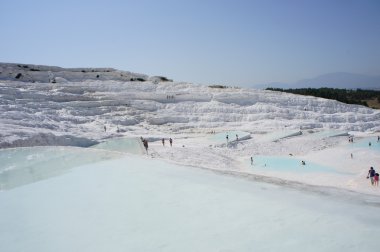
[367,167,376,186]
[374,173,379,186]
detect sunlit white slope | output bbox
[1,80,379,148]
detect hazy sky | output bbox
[1,0,379,86]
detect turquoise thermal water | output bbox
[91,137,144,154]
[0,146,124,190]
[350,137,380,151]
[308,130,348,139]
[0,138,144,190]
[251,155,347,174]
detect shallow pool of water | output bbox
[250,155,347,174]
[308,130,348,139]
[0,146,123,190]
[350,137,380,151]
[255,130,301,142]
[91,137,144,154]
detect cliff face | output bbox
[0,63,150,83]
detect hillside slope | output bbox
[1,77,379,148]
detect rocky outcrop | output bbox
[0,63,158,83]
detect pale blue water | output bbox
[0,146,123,190]
[256,130,301,142]
[309,130,348,139]
[251,155,349,174]
[350,137,380,151]
[91,137,143,154]
[1,154,380,252]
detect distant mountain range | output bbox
[1,63,379,90]
[256,72,380,90]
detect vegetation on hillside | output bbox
[266,87,380,109]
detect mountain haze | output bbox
[296,72,380,89]
[258,72,380,90]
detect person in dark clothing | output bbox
[169,138,173,147]
[162,138,165,146]
[367,167,376,185]
[143,139,148,153]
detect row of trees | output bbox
[266,87,380,107]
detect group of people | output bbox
[140,131,380,190]
[161,138,173,147]
[226,134,239,143]
[103,125,120,133]
[367,167,379,186]
[140,137,174,154]
[349,135,380,146]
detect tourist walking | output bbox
[367,167,376,185]
[143,139,148,153]
[169,138,173,147]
